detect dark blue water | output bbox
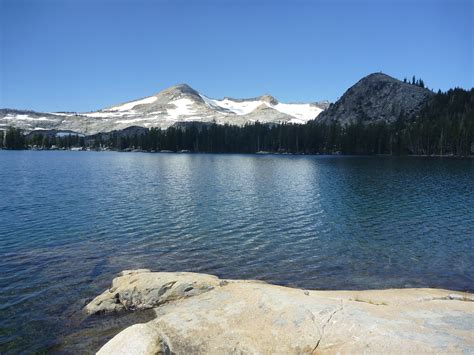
[1,151,473,353]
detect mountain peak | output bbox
[160,83,199,96]
[318,73,433,125]
[170,83,194,91]
[259,95,278,105]
[363,72,396,81]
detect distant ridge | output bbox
[0,85,328,135]
[0,73,437,135]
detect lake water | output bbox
[1,151,473,353]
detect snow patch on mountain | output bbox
[200,95,264,115]
[3,114,55,122]
[80,96,159,118]
[273,103,323,121]
[108,96,158,112]
[167,98,197,118]
[82,111,126,118]
[199,94,323,120]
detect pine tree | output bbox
[4,127,25,149]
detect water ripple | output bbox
[0,152,473,353]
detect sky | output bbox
[1,0,473,112]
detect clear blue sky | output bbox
[1,0,472,112]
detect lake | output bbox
[0,151,473,353]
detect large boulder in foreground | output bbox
[87,270,474,354]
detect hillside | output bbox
[0,85,328,134]
[318,73,434,125]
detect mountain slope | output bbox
[318,73,434,125]
[0,84,328,134]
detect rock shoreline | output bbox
[86,269,474,354]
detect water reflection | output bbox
[0,152,473,352]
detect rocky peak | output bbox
[157,83,203,103]
[159,83,199,96]
[318,72,434,125]
[259,95,278,105]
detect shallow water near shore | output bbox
[1,151,473,353]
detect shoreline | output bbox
[1,148,473,158]
[87,269,474,354]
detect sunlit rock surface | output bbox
[88,270,474,354]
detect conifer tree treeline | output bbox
[2,127,25,149]
[403,75,425,88]
[2,88,473,156]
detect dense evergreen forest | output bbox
[1,88,473,156]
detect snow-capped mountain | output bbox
[0,84,329,134]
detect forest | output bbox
[1,88,473,156]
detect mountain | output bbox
[317,73,434,125]
[0,84,328,134]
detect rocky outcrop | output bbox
[85,269,220,314]
[318,72,434,125]
[87,270,474,354]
